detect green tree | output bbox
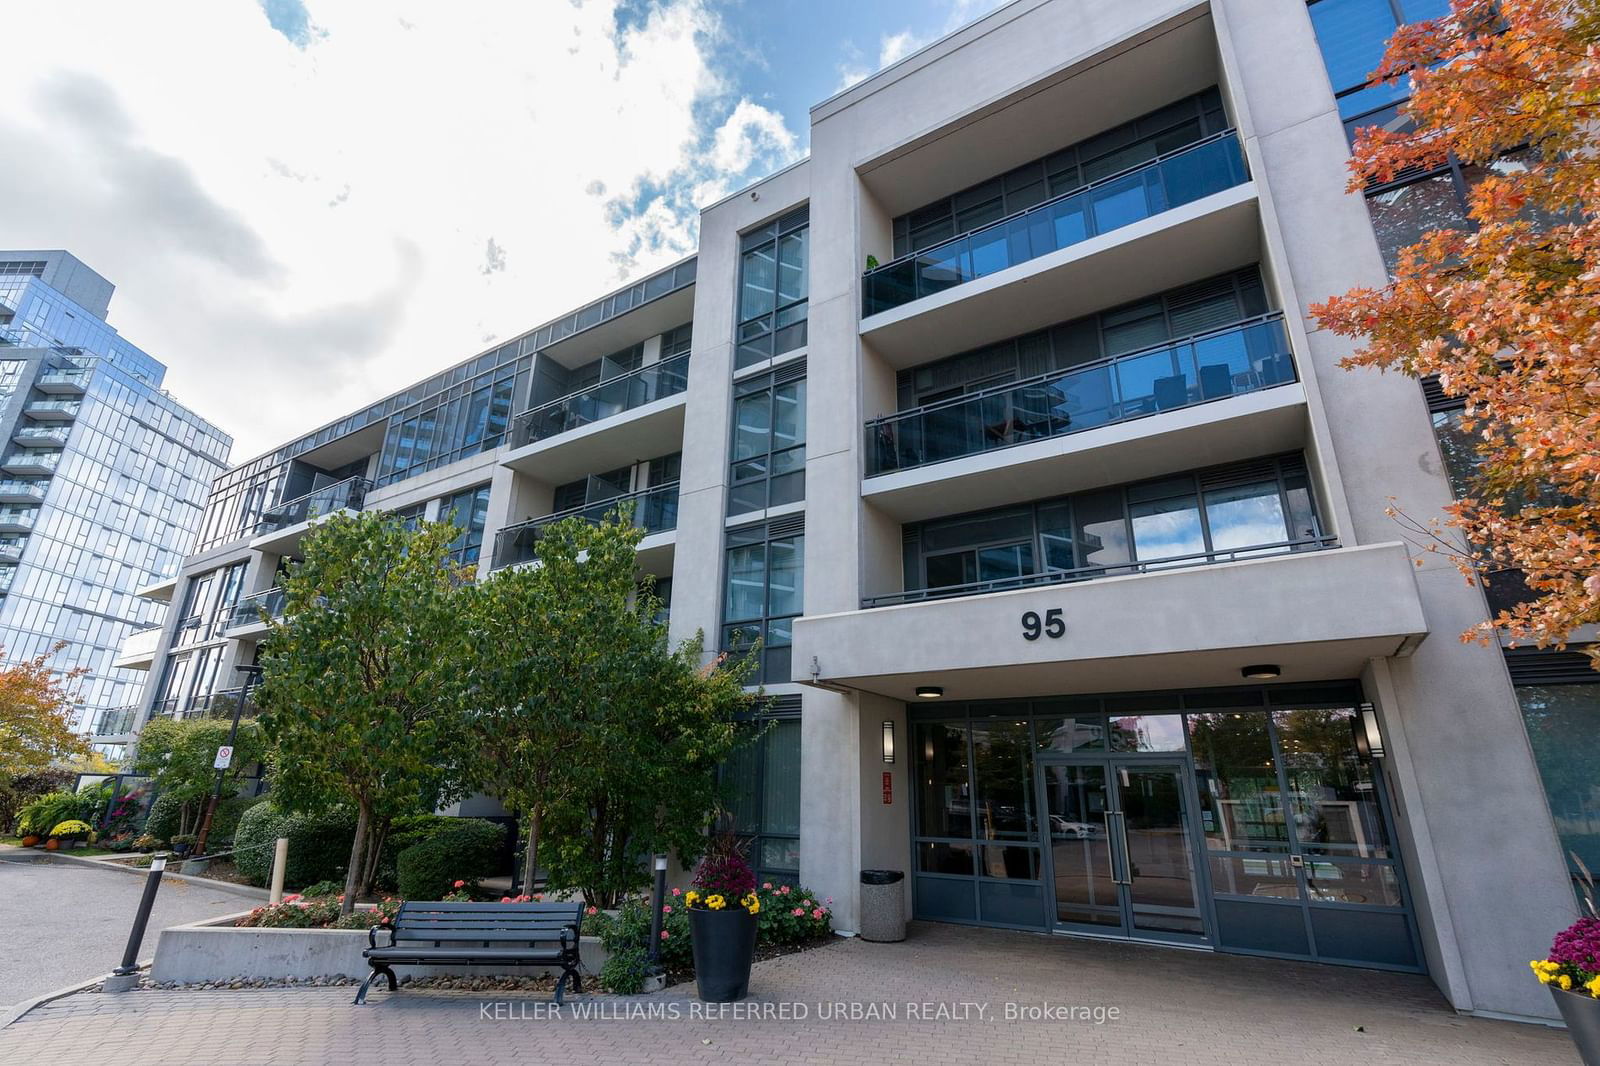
[462,512,755,906]
[257,511,472,914]
[0,642,88,782]
[131,716,269,837]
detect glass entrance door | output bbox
[1039,757,1208,942]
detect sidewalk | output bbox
[0,921,1578,1065]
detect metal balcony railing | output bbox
[865,314,1295,477]
[863,535,1341,608]
[491,481,680,570]
[862,130,1250,317]
[510,352,689,448]
[228,586,287,630]
[152,686,258,722]
[255,475,370,536]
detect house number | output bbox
[1021,609,1065,641]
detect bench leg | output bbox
[355,965,397,1005]
[554,967,572,1005]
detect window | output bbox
[440,484,491,565]
[723,698,801,883]
[376,359,524,486]
[723,516,804,685]
[729,362,805,515]
[1306,0,1454,133]
[737,207,809,369]
[1509,655,1600,903]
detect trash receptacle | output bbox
[859,869,905,942]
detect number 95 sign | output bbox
[1021,609,1065,641]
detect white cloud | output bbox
[0,0,801,459]
[834,1,1009,94]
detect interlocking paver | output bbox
[0,921,1577,1065]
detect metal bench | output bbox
[357,900,585,1004]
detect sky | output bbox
[0,0,1006,461]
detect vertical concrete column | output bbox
[1215,0,1574,1018]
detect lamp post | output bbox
[193,664,262,857]
[648,853,669,966]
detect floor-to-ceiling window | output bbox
[1508,652,1600,903]
[736,208,808,370]
[722,516,804,685]
[729,362,806,517]
[723,696,802,885]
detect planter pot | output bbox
[171,843,193,857]
[688,906,757,1003]
[1552,986,1600,1066]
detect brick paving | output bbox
[0,921,1578,1065]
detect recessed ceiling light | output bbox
[1241,664,1281,680]
[915,685,944,699]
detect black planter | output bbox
[1552,986,1600,1066]
[689,906,757,1002]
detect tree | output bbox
[131,717,269,837]
[257,511,472,913]
[461,511,755,906]
[0,643,88,782]
[1310,0,1600,659]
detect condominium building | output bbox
[0,250,230,754]
[119,0,1592,1021]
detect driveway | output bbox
[0,919,1578,1064]
[0,851,253,1015]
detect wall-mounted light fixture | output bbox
[882,720,895,764]
[1241,664,1281,680]
[915,685,944,699]
[1358,701,1385,759]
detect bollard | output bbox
[269,836,289,905]
[648,854,668,965]
[104,852,169,992]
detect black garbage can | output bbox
[859,869,906,942]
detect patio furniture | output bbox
[357,900,585,1005]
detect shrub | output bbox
[210,793,267,847]
[753,882,834,946]
[143,791,182,842]
[232,802,357,888]
[378,815,504,890]
[48,819,93,840]
[0,768,74,833]
[587,895,692,983]
[16,790,93,837]
[301,879,344,899]
[390,817,505,899]
[598,943,652,995]
[396,837,476,901]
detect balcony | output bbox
[492,482,680,571]
[225,586,287,637]
[0,480,48,504]
[153,687,259,722]
[795,542,1429,700]
[136,572,179,603]
[12,425,71,447]
[92,706,139,737]
[0,508,37,533]
[0,537,25,563]
[503,354,690,483]
[112,624,162,670]
[250,475,369,555]
[867,315,1295,478]
[36,368,89,394]
[22,400,80,421]
[0,565,15,594]
[2,450,61,476]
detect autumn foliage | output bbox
[0,643,88,782]
[1310,0,1600,654]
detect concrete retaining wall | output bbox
[151,911,609,983]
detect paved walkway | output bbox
[0,921,1578,1064]
[0,851,252,1016]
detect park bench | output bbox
[357,900,585,1004]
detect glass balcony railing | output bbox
[862,130,1250,317]
[23,400,81,418]
[865,314,1295,477]
[0,508,38,529]
[153,687,259,722]
[228,587,287,631]
[864,534,1341,608]
[511,352,690,448]
[491,481,680,570]
[37,369,89,392]
[0,480,48,501]
[0,538,25,562]
[14,426,71,446]
[93,706,139,736]
[3,450,61,472]
[0,565,14,593]
[116,624,162,661]
[255,476,370,536]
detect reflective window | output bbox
[728,367,806,516]
[737,207,809,369]
[724,711,801,883]
[723,518,804,685]
[1189,710,1287,852]
[440,483,491,565]
[1274,707,1392,858]
[1514,681,1600,896]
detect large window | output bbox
[724,699,802,884]
[737,207,809,369]
[172,561,246,646]
[1509,653,1600,902]
[890,454,1322,604]
[723,516,803,685]
[729,362,805,516]
[376,359,522,487]
[1307,0,1454,131]
[440,484,491,565]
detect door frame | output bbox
[1035,751,1213,945]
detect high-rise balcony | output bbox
[491,481,680,571]
[512,353,689,448]
[2,450,61,476]
[0,537,25,563]
[862,131,1249,318]
[0,565,14,594]
[250,475,369,554]
[226,586,287,636]
[865,314,1295,477]
[23,399,81,421]
[0,507,38,533]
[112,624,162,670]
[35,368,90,394]
[0,480,47,504]
[12,425,72,447]
[92,706,139,737]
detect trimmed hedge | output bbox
[211,793,268,847]
[143,791,183,842]
[233,802,358,888]
[395,819,505,900]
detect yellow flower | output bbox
[1559,976,1573,991]
[684,891,700,907]
[1587,976,1600,999]
[707,894,726,910]
[743,894,761,915]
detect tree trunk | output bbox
[360,818,388,897]
[521,805,542,899]
[341,799,370,916]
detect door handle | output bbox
[1113,811,1132,885]
[1102,813,1117,883]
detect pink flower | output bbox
[452,880,465,889]
[811,908,824,920]
[283,894,301,902]
[792,907,805,917]
[662,904,673,913]
[762,882,772,890]
[671,887,682,896]
[660,930,670,940]
[779,886,791,895]
[825,897,833,905]
[533,894,543,902]
[586,906,599,915]
[803,899,813,908]
[500,896,511,903]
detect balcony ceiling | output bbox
[856,8,1219,219]
[291,422,385,474]
[537,286,696,370]
[501,393,687,484]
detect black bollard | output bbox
[113,853,169,977]
[648,853,668,967]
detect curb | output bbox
[0,848,271,901]
[0,961,150,1029]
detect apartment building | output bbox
[117,0,1592,1020]
[0,251,230,753]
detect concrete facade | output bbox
[117,0,1581,1022]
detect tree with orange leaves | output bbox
[0,643,88,782]
[1311,0,1600,657]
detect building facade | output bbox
[0,250,231,755]
[119,0,1593,1021]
